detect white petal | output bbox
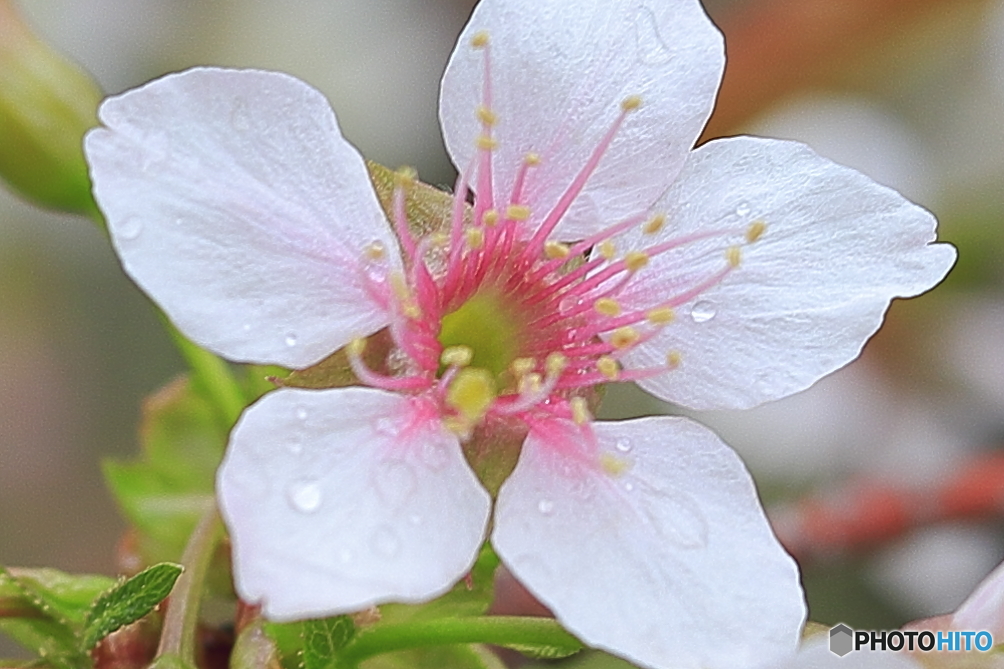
[617,136,956,410]
[218,386,491,620]
[85,67,400,368]
[493,416,805,669]
[952,560,1004,635]
[439,0,723,239]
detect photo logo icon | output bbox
[829,624,854,657]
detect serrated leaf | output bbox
[81,563,182,650]
[303,617,355,669]
[501,641,581,660]
[103,375,227,564]
[377,544,500,625]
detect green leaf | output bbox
[303,617,355,669]
[80,563,183,650]
[103,375,228,564]
[0,567,112,669]
[359,644,504,669]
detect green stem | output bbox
[336,616,582,667]
[0,598,45,619]
[156,504,223,665]
[164,320,247,426]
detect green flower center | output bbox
[438,289,524,381]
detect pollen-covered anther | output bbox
[544,241,571,259]
[519,372,543,395]
[465,227,485,249]
[476,105,497,127]
[482,209,499,227]
[471,30,490,48]
[642,214,666,235]
[666,350,682,369]
[393,166,417,188]
[524,152,541,166]
[390,273,421,319]
[570,396,591,425]
[625,251,649,272]
[506,204,531,221]
[476,135,498,151]
[597,356,620,380]
[545,352,568,377]
[621,95,642,112]
[726,245,742,268]
[363,240,386,261]
[646,306,675,325]
[599,240,617,260]
[440,345,473,368]
[746,220,767,243]
[610,326,640,349]
[511,357,536,378]
[595,297,621,317]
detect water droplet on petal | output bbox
[689,301,716,323]
[284,333,298,347]
[117,217,143,241]
[286,479,322,513]
[736,202,751,216]
[537,498,554,515]
[615,439,633,453]
[241,323,252,333]
[374,460,416,508]
[371,526,401,558]
[294,405,309,421]
[623,481,635,492]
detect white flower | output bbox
[83,0,956,667]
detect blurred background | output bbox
[2,0,1003,642]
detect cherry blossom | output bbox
[83,0,955,666]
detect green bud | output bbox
[0,0,101,215]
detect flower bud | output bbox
[0,0,101,215]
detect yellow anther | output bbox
[519,372,543,395]
[389,272,411,300]
[446,367,496,428]
[394,166,417,187]
[599,240,617,260]
[642,214,666,235]
[545,241,571,259]
[594,298,621,317]
[610,326,640,349]
[347,337,366,357]
[599,452,630,477]
[363,241,386,261]
[597,356,620,380]
[621,95,642,112]
[746,220,767,243]
[646,307,676,325]
[465,227,485,249]
[482,209,499,227]
[471,31,490,48]
[506,204,531,221]
[476,105,497,126]
[726,245,741,268]
[666,350,682,369]
[430,232,450,247]
[524,152,541,166]
[440,345,473,368]
[511,357,536,377]
[570,397,591,425]
[625,251,650,272]
[476,135,498,151]
[545,352,567,377]
[402,302,421,319]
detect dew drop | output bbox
[284,333,298,347]
[633,5,673,65]
[537,498,555,515]
[117,217,143,241]
[241,323,252,333]
[735,202,751,217]
[623,481,635,492]
[294,405,309,421]
[374,460,416,508]
[371,526,401,558]
[286,479,322,513]
[615,439,633,453]
[689,301,716,323]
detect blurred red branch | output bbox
[771,452,1004,563]
[702,0,984,139]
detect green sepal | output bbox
[303,617,356,669]
[358,644,504,669]
[80,563,182,651]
